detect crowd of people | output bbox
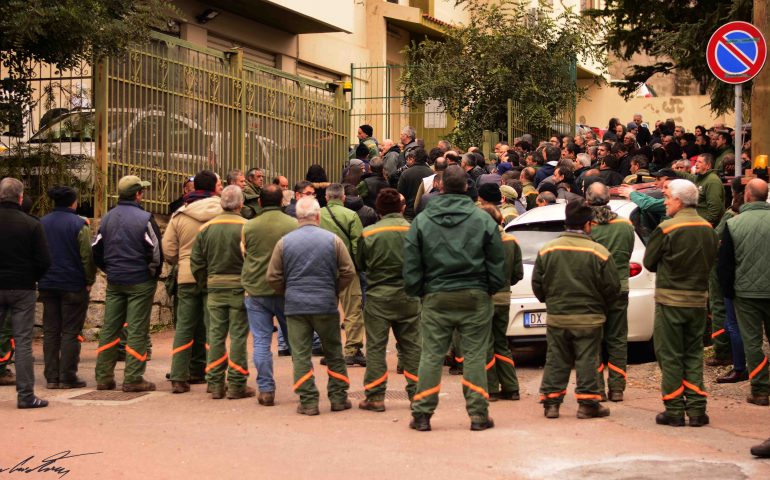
[0,115,769,457]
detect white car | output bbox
[504,199,656,347]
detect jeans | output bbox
[724,297,746,372]
[245,295,286,392]
[0,290,37,402]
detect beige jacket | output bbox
[162,196,223,284]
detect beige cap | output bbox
[118,175,151,197]
[500,185,518,200]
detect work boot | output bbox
[46,382,60,389]
[359,398,386,412]
[396,365,404,374]
[320,357,327,366]
[96,380,116,391]
[0,370,15,386]
[495,391,520,401]
[409,413,432,431]
[716,369,748,383]
[747,393,770,406]
[60,378,87,389]
[750,437,770,458]
[655,411,685,427]
[278,349,291,357]
[17,396,48,409]
[331,399,352,411]
[688,414,710,427]
[488,393,499,403]
[599,392,608,402]
[297,404,320,416]
[209,384,226,399]
[171,381,190,394]
[122,380,156,392]
[258,391,275,406]
[470,416,495,431]
[544,404,560,419]
[227,386,257,399]
[608,390,624,402]
[577,403,610,419]
[705,357,731,367]
[345,349,367,367]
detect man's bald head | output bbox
[745,178,769,203]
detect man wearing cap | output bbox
[350,124,379,160]
[38,186,96,390]
[499,185,520,224]
[356,188,421,412]
[644,179,718,427]
[533,200,619,419]
[617,168,676,231]
[162,170,223,394]
[93,175,163,392]
[241,168,265,220]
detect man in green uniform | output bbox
[350,124,379,160]
[404,165,505,432]
[718,179,770,406]
[533,200,619,420]
[241,168,264,219]
[586,182,635,402]
[644,179,718,427]
[673,153,724,227]
[356,188,421,412]
[191,186,254,400]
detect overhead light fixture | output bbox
[196,9,220,24]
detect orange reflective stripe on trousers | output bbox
[711,328,725,339]
[125,346,147,362]
[96,337,120,354]
[494,354,515,366]
[413,384,441,401]
[575,393,603,400]
[327,369,350,384]
[485,357,496,370]
[205,353,228,372]
[228,359,249,376]
[539,390,567,401]
[172,340,194,355]
[682,380,708,397]
[364,372,388,390]
[750,356,768,380]
[403,370,419,382]
[461,379,489,399]
[662,385,685,401]
[607,362,627,379]
[293,370,314,391]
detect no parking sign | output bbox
[707,21,767,84]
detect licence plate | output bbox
[523,311,547,328]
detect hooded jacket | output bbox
[344,195,378,228]
[162,196,223,284]
[403,194,505,297]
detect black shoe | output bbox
[345,350,366,367]
[577,403,610,419]
[608,390,624,402]
[470,416,495,431]
[495,391,520,401]
[311,347,324,357]
[716,369,749,383]
[18,396,48,409]
[396,365,404,374]
[278,349,291,357]
[751,437,770,457]
[331,399,352,412]
[409,413,432,431]
[747,393,770,406]
[320,357,327,366]
[448,365,463,375]
[688,414,710,427]
[655,412,685,427]
[544,404,560,419]
[59,378,87,389]
[46,382,60,390]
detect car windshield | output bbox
[28,113,96,143]
[506,221,565,264]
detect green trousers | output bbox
[170,284,208,382]
[709,269,731,360]
[486,305,519,395]
[540,326,603,406]
[363,293,421,401]
[340,277,364,357]
[95,280,156,384]
[653,304,708,418]
[288,313,349,406]
[205,289,249,389]
[0,314,13,375]
[733,297,770,396]
[598,292,629,393]
[412,289,492,420]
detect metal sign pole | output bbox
[735,84,743,177]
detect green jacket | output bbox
[675,169,725,227]
[590,214,635,292]
[320,198,363,258]
[403,194,505,297]
[190,212,246,290]
[629,190,667,231]
[532,231,619,327]
[643,207,718,307]
[241,182,262,219]
[522,182,538,210]
[714,145,735,174]
[493,228,524,305]
[241,207,298,297]
[723,202,770,299]
[349,137,379,160]
[356,213,411,299]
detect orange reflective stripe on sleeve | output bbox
[461,379,489,399]
[205,353,228,372]
[494,354,515,366]
[749,356,768,380]
[172,340,194,355]
[327,369,350,384]
[228,359,249,376]
[293,370,314,391]
[454,357,464,363]
[125,346,147,362]
[661,221,713,235]
[575,393,603,400]
[682,380,708,397]
[539,246,608,261]
[597,363,605,373]
[77,335,85,343]
[662,385,685,401]
[607,362,627,379]
[711,328,726,339]
[609,218,633,226]
[0,351,10,363]
[361,226,410,238]
[403,370,419,382]
[485,357,496,370]
[364,372,388,390]
[96,337,121,354]
[539,390,567,401]
[413,384,441,401]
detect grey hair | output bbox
[226,169,243,185]
[586,182,610,206]
[370,156,384,174]
[325,183,344,200]
[667,179,698,207]
[295,196,320,220]
[401,125,416,141]
[220,185,244,211]
[576,153,591,168]
[0,177,23,203]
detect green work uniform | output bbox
[357,214,422,401]
[709,210,736,362]
[0,317,13,376]
[674,170,725,227]
[591,214,635,393]
[190,212,250,392]
[487,229,523,396]
[643,208,718,419]
[404,194,506,421]
[522,182,538,210]
[241,182,263,220]
[533,231,619,406]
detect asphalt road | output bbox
[1,331,768,479]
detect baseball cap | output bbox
[118,175,151,197]
[650,168,677,179]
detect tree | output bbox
[586,0,753,115]
[400,0,604,148]
[0,0,177,132]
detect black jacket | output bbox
[0,201,51,290]
[397,162,434,221]
[344,195,378,228]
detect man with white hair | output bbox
[190,185,254,400]
[643,179,718,427]
[267,196,357,415]
[398,125,418,168]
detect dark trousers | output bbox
[0,290,37,402]
[39,289,89,384]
